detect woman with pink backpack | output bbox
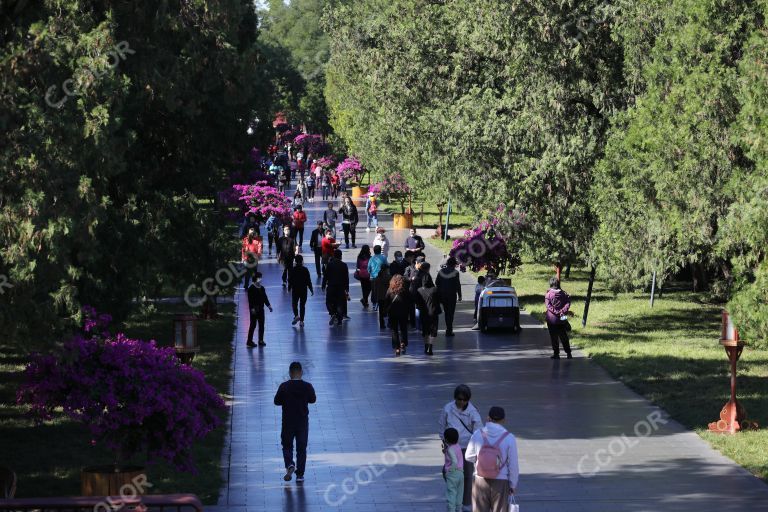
[465,406,520,512]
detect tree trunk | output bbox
[565,263,571,279]
[582,266,596,327]
[554,263,562,281]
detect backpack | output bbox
[369,200,377,214]
[475,430,509,479]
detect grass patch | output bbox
[378,201,475,230]
[0,302,235,503]
[511,261,768,482]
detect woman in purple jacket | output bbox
[545,277,572,359]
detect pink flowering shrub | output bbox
[294,134,328,154]
[369,173,411,213]
[335,157,365,184]
[450,217,523,275]
[316,156,336,169]
[231,182,292,223]
[17,308,225,473]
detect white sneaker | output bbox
[366,227,371,232]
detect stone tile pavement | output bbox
[211,189,768,511]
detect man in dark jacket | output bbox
[274,362,317,483]
[288,254,314,327]
[322,249,349,326]
[436,257,463,337]
[247,271,273,347]
[338,196,359,249]
[239,213,260,239]
[403,251,419,327]
[404,228,426,255]
[277,225,297,287]
[389,250,407,276]
[308,220,325,277]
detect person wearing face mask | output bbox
[277,225,298,288]
[389,250,407,276]
[338,196,359,249]
[438,384,483,512]
[247,272,273,347]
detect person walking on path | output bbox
[403,251,419,328]
[545,277,572,359]
[367,245,388,311]
[320,230,340,276]
[292,189,305,211]
[389,250,407,276]
[438,384,484,512]
[373,261,392,328]
[323,202,338,238]
[436,257,462,337]
[330,171,340,199]
[338,196,359,249]
[306,174,316,202]
[274,362,317,483]
[465,407,519,512]
[246,271,272,347]
[415,263,441,355]
[355,245,372,309]
[278,167,289,194]
[372,227,390,258]
[365,192,378,232]
[297,177,308,201]
[473,275,487,325]
[309,221,325,277]
[443,428,465,512]
[241,227,263,289]
[265,213,282,257]
[277,225,298,288]
[322,249,349,326]
[320,171,331,201]
[291,205,307,249]
[239,213,260,239]
[404,228,426,256]
[288,254,314,327]
[381,274,411,356]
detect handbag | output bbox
[509,493,519,512]
[353,270,361,280]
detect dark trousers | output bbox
[547,322,572,356]
[292,291,308,321]
[421,313,439,338]
[307,185,315,198]
[247,308,265,343]
[322,185,330,200]
[291,227,304,247]
[281,425,308,477]
[268,233,276,253]
[379,306,387,328]
[242,263,258,289]
[313,249,322,276]
[281,257,294,284]
[326,287,346,321]
[462,448,474,506]
[442,296,457,332]
[360,278,372,306]
[408,299,417,328]
[342,223,356,246]
[391,316,409,349]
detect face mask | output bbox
[256,278,262,284]
[396,257,403,262]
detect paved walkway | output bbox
[214,185,768,512]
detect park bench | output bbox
[0,493,203,512]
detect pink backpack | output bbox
[476,430,509,478]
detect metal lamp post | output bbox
[173,314,199,364]
[707,311,758,434]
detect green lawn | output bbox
[428,237,768,482]
[378,200,475,230]
[0,302,235,503]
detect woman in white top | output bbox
[438,384,483,511]
[372,227,390,258]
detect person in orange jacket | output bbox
[242,227,263,288]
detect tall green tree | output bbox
[1,0,265,342]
